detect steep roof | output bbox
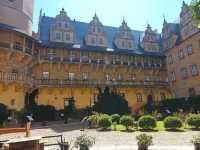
[39,16,163,57]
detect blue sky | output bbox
[33,0,191,33]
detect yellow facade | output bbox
[166,31,200,97]
[0,29,171,112]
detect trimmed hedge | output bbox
[164,116,182,129]
[98,114,112,129]
[111,114,120,124]
[120,115,134,130]
[138,115,157,129]
[187,114,200,129]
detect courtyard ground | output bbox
[0,121,199,150]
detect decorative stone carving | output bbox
[113,19,135,50]
[50,8,75,44]
[141,24,160,52]
[84,14,107,47]
[162,19,179,51]
[180,1,199,40]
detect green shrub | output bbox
[111,114,120,124]
[0,103,8,126]
[32,105,57,121]
[15,109,27,126]
[120,115,134,130]
[164,116,182,129]
[74,134,95,150]
[136,133,153,149]
[88,114,99,128]
[98,114,112,129]
[138,115,156,129]
[187,114,200,129]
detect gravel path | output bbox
[0,122,199,149]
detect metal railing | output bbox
[39,56,164,69]
[0,72,33,85]
[37,79,169,87]
[0,42,33,56]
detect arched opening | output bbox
[147,95,154,105]
[146,94,154,113]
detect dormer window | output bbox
[50,8,75,44]
[85,14,107,47]
[113,19,135,50]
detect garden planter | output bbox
[195,143,200,150]
[138,146,148,150]
[79,145,89,150]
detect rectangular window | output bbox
[82,73,88,80]
[56,32,61,40]
[117,74,122,81]
[66,33,70,41]
[180,68,188,80]
[91,38,95,44]
[191,64,199,76]
[178,49,184,60]
[42,72,49,80]
[187,45,193,55]
[168,55,173,64]
[105,74,111,81]
[68,72,75,80]
[128,74,136,81]
[170,71,176,81]
[99,38,103,45]
[136,93,143,102]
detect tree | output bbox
[93,87,130,115]
[0,103,8,126]
[190,0,200,23]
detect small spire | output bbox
[40,8,43,17]
[163,14,167,24]
[123,17,125,23]
[94,12,97,18]
[182,0,186,6]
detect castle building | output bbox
[164,1,200,98]
[0,0,198,112]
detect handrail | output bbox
[0,72,33,85]
[0,42,33,56]
[37,79,169,87]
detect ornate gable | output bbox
[141,24,160,52]
[180,1,199,40]
[50,8,75,44]
[113,19,135,50]
[84,14,107,47]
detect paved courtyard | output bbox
[0,122,199,150]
